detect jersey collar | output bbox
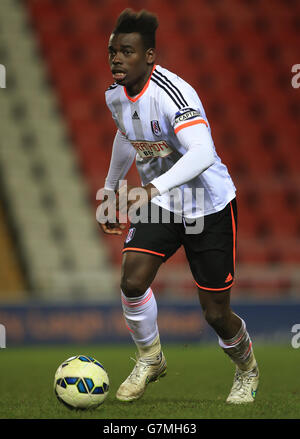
[123,64,157,103]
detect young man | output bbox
[100,9,259,404]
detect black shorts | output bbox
[123,198,237,292]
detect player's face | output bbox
[108,32,155,95]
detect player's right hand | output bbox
[97,188,126,235]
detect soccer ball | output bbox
[54,355,109,410]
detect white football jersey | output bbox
[105,64,236,218]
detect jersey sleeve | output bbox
[105,87,126,135]
[150,84,216,194]
[104,89,136,190]
[151,123,216,194]
[157,76,209,134]
[104,130,136,191]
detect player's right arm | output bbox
[104,130,136,190]
[98,130,136,235]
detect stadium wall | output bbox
[0,301,299,346]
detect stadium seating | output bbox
[0,201,26,298]
[6,0,299,297]
[0,0,116,299]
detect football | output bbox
[54,355,109,410]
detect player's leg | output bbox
[120,250,163,356]
[184,198,259,403]
[197,288,242,339]
[197,287,248,341]
[198,287,258,367]
[116,251,167,401]
[198,287,259,404]
[116,203,181,401]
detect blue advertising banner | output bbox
[0,301,299,345]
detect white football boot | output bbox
[226,364,259,404]
[116,352,167,402]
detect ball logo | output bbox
[151,120,162,136]
[125,227,136,243]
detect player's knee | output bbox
[204,308,229,330]
[120,275,149,298]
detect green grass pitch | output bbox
[0,343,299,419]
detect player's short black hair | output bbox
[112,9,159,50]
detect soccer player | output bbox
[99,9,259,404]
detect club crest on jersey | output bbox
[151,120,162,136]
[125,227,136,243]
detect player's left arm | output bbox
[119,121,216,209]
[149,121,215,195]
[117,90,216,208]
